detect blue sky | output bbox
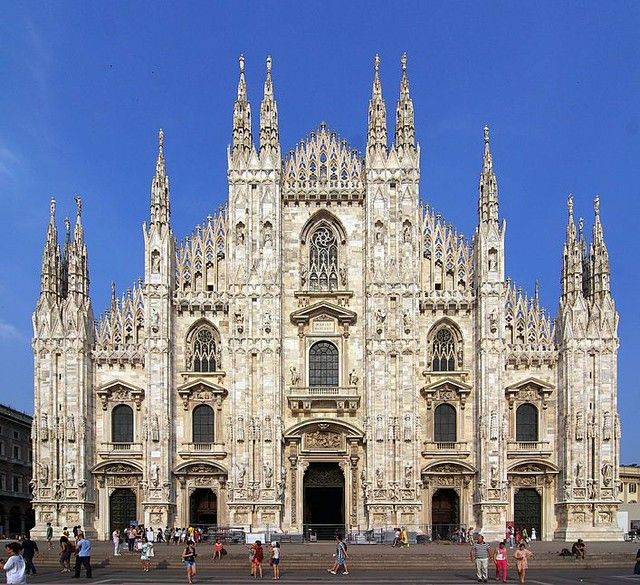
[1,2,638,460]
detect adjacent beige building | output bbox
[31,55,622,541]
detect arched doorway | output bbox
[109,488,137,533]
[431,489,459,540]
[303,462,344,540]
[189,488,217,527]
[514,488,541,539]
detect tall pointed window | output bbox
[309,226,338,291]
[432,328,456,371]
[434,403,457,442]
[309,341,339,386]
[192,326,218,372]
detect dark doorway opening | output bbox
[8,506,21,536]
[303,462,344,540]
[109,488,137,534]
[514,488,541,539]
[431,488,460,540]
[190,488,218,526]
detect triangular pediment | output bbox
[423,376,472,392]
[505,377,553,392]
[97,379,144,395]
[177,377,227,394]
[290,301,357,325]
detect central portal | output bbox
[303,462,345,540]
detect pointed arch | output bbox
[300,209,347,245]
[426,318,464,371]
[185,319,221,372]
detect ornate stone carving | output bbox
[305,430,342,449]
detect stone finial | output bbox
[158,128,164,149]
[401,52,407,72]
[239,53,245,73]
[266,55,272,73]
[49,197,56,219]
[567,193,574,217]
[594,194,600,216]
[374,53,380,72]
[484,125,490,144]
[74,195,82,218]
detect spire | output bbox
[589,195,611,299]
[561,194,584,301]
[478,126,499,224]
[259,55,279,154]
[66,195,89,298]
[367,53,387,151]
[232,54,252,153]
[39,197,61,299]
[150,129,170,226]
[60,217,71,299]
[394,52,415,152]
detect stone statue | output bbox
[150,462,160,487]
[489,310,498,334]
[403,222,411,243]
[38,462,49,486]
[40,413,49,442]
[601,462,613,487]
[263,223,273,245]
[78,480,87,501]
[348,369,358,385]
[299,262,307,287]
[375,309,386,333]
[65,461,76,484]
[602,411,611,441]
[151,308,160,333]
[375,467,383,488]
[54,481,63,500]
[263,312,272,333]
[151,415,160,442]
[374,222,384,244]
[339,263,347,287]
[375,415,384,442]
[235,222,245,244]
[151,250,160,273]
[66,415,76,442]
[290,366,300,386]
[575,460,583,487]
[575,411,585,441]
[490,465,498,488]
[264,462,273,488]
[234,311,243,334]
[403,311,411,333]
[236,462,246,487]
[403,413,412,442]
[404,465,413,488]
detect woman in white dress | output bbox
[531,527,537,541]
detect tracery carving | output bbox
[309,226,338,291]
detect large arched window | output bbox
[309,226,338,291]
[191,326,218,372]
[516,403,539,442]
[434,403,457,442]
[432,328,456,372]
[112,405,134,443]
[192,405,214,444]
[309,341,339,386]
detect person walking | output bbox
[269,541,281,580]
[46,523,53,551]
[249,540,264,579]
[112,529,121,556]
[494,541,508,583]
[328,534,349,575]
[400,526,409,547]
[634,547,640,575]
[0,542,26,584]
[72,531,92,579]
[470,534,491,583]
[514,542,534,584]
[127,526,135,553]
[181,539,197,584]
[20,536,38,576]
[59,534,73,573]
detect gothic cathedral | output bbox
[31,55,622,541]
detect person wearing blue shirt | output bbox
[73,532,92,579]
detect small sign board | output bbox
[246,533,266,544]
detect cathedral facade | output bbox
[31,55,622,541]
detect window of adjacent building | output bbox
[630,483,637,494]
[434,403,457,443]
[309,341,339,387]
[0,474,5,490]
[111,404,134,443]
[192,404,214,444]
[12,476,21,493]
[0,441,4,456]
[192,326,218,372]
[13,431,18,439]
[516,403,539,442]
[12,446,20,461]
[309,226,338,291]
[432,328,456,371]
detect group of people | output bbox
[246,540,281,580]
[0,528,92,584]
[391,527,409,547]
[470,534,534,584]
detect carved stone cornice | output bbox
[96,380,145,411]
